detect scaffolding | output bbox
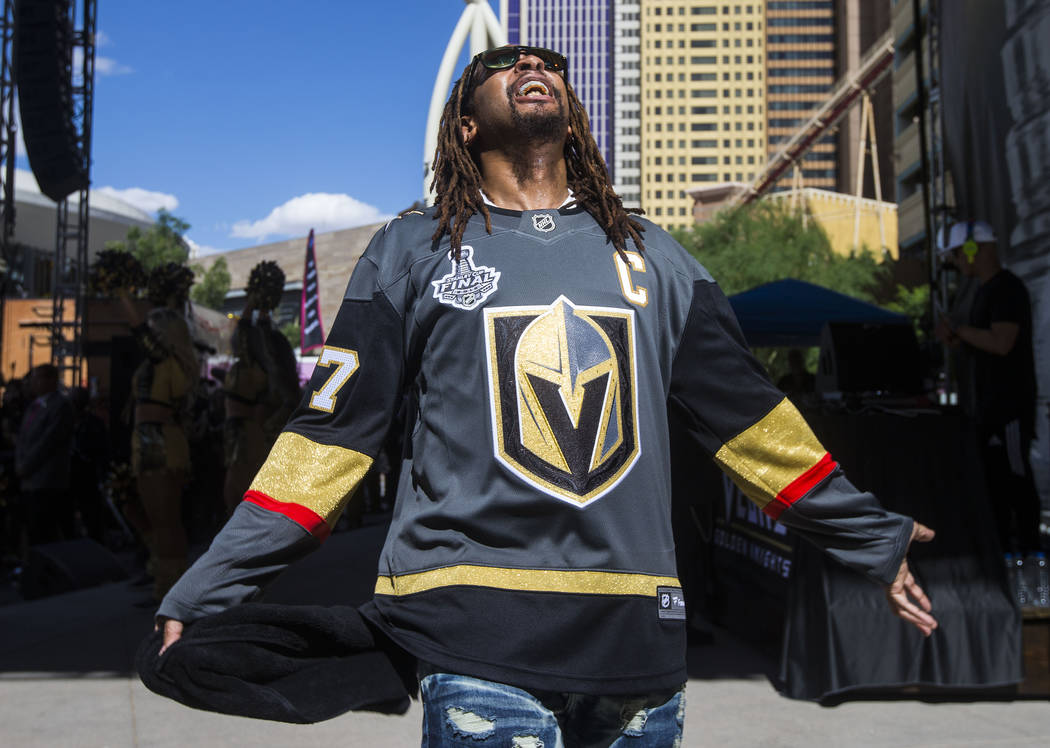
[851,92,887,253]
[49,0,96,387]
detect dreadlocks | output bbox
[430,59,646,261]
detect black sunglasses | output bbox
[475,45,568,74]
[461,46,567,108]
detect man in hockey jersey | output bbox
[156,46,936,744]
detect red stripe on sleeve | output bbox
[762,452,837,520]
[243,490,331,542]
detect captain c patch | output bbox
[484,296,640,507]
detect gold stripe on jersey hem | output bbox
[249,431,372,527]
[373,565,680,597]
[713,397,827,510]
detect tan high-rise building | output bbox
[765,0,837,191]
[639,1,767,231]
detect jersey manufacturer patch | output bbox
[484,296,640,508]
[657,586,686,620]
[431,245,501,310]
[532,213,556,232]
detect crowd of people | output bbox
[0,259,391,606]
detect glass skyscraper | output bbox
[766,0,837,191]
[506,1,618,182]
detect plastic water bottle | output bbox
[1033,552,1050,608]
[1013,554,1031,607]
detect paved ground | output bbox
[1,518,1046,747]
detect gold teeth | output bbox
[519,81,549,96]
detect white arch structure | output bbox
[423,0,508,204]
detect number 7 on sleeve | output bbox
[308,347,360,413]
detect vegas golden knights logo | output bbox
[484,296,640,507]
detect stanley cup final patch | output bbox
[431,245,501,310]
[484,296,641,508]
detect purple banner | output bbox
[299,229,324,353]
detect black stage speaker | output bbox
[14,0,87,202]
[21,538,128,600]
[816,322,923,396]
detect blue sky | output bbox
[17,1,497,255]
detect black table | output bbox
[676,408,1023,700]
[781,409,1022,700]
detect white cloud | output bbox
[96,185,179,214]
[91,31,133,75]
[230,192,390,240]
[185,236,228,259]
[72,46,133,76]
[95,56,134,76]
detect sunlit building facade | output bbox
[640,1,768,230]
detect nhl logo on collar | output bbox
[431,245,501,311]
[532,213,556,233]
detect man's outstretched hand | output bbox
[885,521,938,636]
[155,617,184,655]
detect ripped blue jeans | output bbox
[420,672,685,747]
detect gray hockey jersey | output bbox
[159,204,912,695]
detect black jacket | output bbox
[137,603,416,724]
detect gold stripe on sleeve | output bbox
[374,565,680,598]
[249,431,373,527]
[713,397,827,510]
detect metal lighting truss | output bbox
[50,0,96,386]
